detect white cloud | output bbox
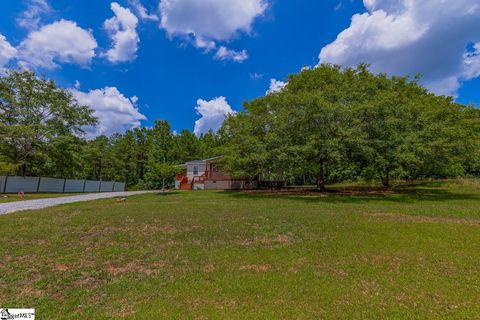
[104,2,140,63]
[0,35,17,68]
[159,0,267,60]
[71,86,147,138]
[463,42,480,80]
[266,79,287,95]
[363,0,405,13]
[214,46,248,63]
[193,36,216,51]
[17,0,52,30]
[18,19,97,69]
[194,96,235,136]
[160,0,267,40]
[128,0,159,21]
[319,0,480,96]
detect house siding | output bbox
[186,163,207,181]
[204,180,232,190]
[204,180,256,190]
[176,158,255,191]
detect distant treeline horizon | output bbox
[1,65,479,190]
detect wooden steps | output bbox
[179,177,191,190]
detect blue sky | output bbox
[1,0,479,137]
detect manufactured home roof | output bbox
[184,156,221,165]
[175,156,221,168]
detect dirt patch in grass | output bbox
[106,261,146,276]
[359,279,384,297]
[215,299,238,310]
[31,239,48,246]
[110,304,136,318]
[105,260,170,277]
[368,212,480,225]
[53,263,69,272]
[203,264,216,273]
[351,253,406,274]
[236,234,291,247]
[18,282,45,299]
[239,264,271,272]
[141,223,177,234]
[151,260,169,268]
[73,276,105,289]
[315,264,350,278]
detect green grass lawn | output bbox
[0,193,83,203]
[0,180,479,319]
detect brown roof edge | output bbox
[180,156,223,166]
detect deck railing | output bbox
[193,175,205,184]
[175,173,187,181]
[204,171,232,180]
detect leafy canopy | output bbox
[219,64,480,188]
[0,69,96,177]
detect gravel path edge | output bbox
[0,191,157,215]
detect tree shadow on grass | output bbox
[222,184,480,204]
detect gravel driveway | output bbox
[0,191,155,215]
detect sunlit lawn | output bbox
[0,180,479,319]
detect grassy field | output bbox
[0,180,479,319]
[0,193,83,203]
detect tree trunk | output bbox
[316,161,326,192]
[381,171,390,188]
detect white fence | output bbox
[0,176,126,194]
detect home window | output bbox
[193,165,199,175]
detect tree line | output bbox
[0,69,222,188]
[2,66,479,190]
[218,64,480,189]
